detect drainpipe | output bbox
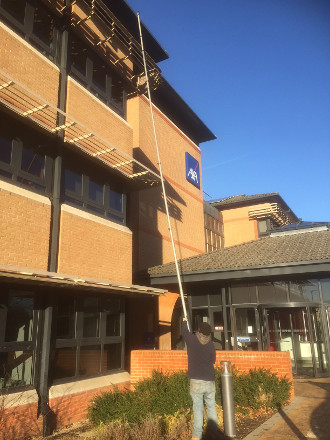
[39,7,69,435]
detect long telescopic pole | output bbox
[137,12,190,330]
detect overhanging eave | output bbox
[149,261,330,285]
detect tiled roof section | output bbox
[209,193,279,207]
[148,230,330,275]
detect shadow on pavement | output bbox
[201,420,232,440]
[309,380,330,440]
[278,407,307,440]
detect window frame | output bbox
[63,166,127,225]
[69,35,127,118]
[52,295,125,383]
[0,134,53,195]
[0,0,60,62]
[0,290,38,393]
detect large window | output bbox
[205,213,223,252]
[0,291,37,390]
[0,119,53,194]
[69,36,127,117]
[0,0,59,61]
[63,164,126,225]
[51,295,124,382]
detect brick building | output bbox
[204,192,299,251]
[0,0,215,436]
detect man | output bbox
[182,317,218,440]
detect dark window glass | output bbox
[79,345,101,376]
[108,213,124,223]
[109,189,123,212]
[209,294,222,307]
[21,146,45,178]
[258,282,288,304]
[104,343,121,371]
[213,310,224,350]
[192,309,209,333]
[71,38,87,76]
[83,298,99,338]
[56,297,75,339]
[320,279,330,303]
[111,74,124,107]
[0,136,12,164]
[231,284,257,304]
[33,4,54,46]
[0,350,33,389]
[92,59,106,93]
[191,295,208,307]
[1,0,25,23]
[89,180,104,204]
[103,298,121,336]
[51,347,76,380]
[65,169,82,195]
[5,295,33,342]
[289,280,320,302]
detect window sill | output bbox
[49,370,130,399]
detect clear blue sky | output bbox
[128,0,330,221]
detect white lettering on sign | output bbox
[187,168,199,184]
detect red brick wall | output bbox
[0,381,130,440]
[130,350,293,384]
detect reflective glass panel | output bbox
[65,169,82,195]
[79,345,101,376]
[109,189,123,212]
[0,350,33,389]
[289,280,320,302]
[2,0,26,23]
[191,295,208,307]
[103,298,121,337]
[33,4,54,46]
[258,282,288,304]
[0,135,12,164]
[320,279,330,303]
[21,146,45,178]
[56,296,75,339]
[89,180,104,204]
[231,284,257,304]
[5,295,33,342]
[83,298,99,338]
[104,343,122,371]
[51,347,76,380]
[192,308,209,332]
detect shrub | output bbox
[88,367,292,426]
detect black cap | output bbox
[199,322,212,336]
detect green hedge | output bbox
[88,367,291,425]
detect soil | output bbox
[32,410,275,440]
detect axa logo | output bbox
[185,152,200,189]
[187,166,199,184]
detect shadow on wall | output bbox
[133,147,186,222]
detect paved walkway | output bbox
[244,377,330,440]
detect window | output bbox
[257,219,272,236]
[0,291,37,390]
[0,119,53,194]
[51,295,124,381]
[69,36,127,117]
[204,213,223,252]
[63,165,126,225]
[0,0,58,61]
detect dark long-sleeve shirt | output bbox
[182,321,216,381]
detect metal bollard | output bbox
[221,361,236,438]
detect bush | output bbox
[88,367,292,426]
[215,367,291,411]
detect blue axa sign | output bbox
[185,152,200,189]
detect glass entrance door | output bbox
[262,307,329,377]
[233,307,261,351]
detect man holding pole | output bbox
[182,317,218,440]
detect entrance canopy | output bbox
[0,265,166,297]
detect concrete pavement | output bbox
[243,377,330,440]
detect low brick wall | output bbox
[1,375,130,440]
[130,350,293,385]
